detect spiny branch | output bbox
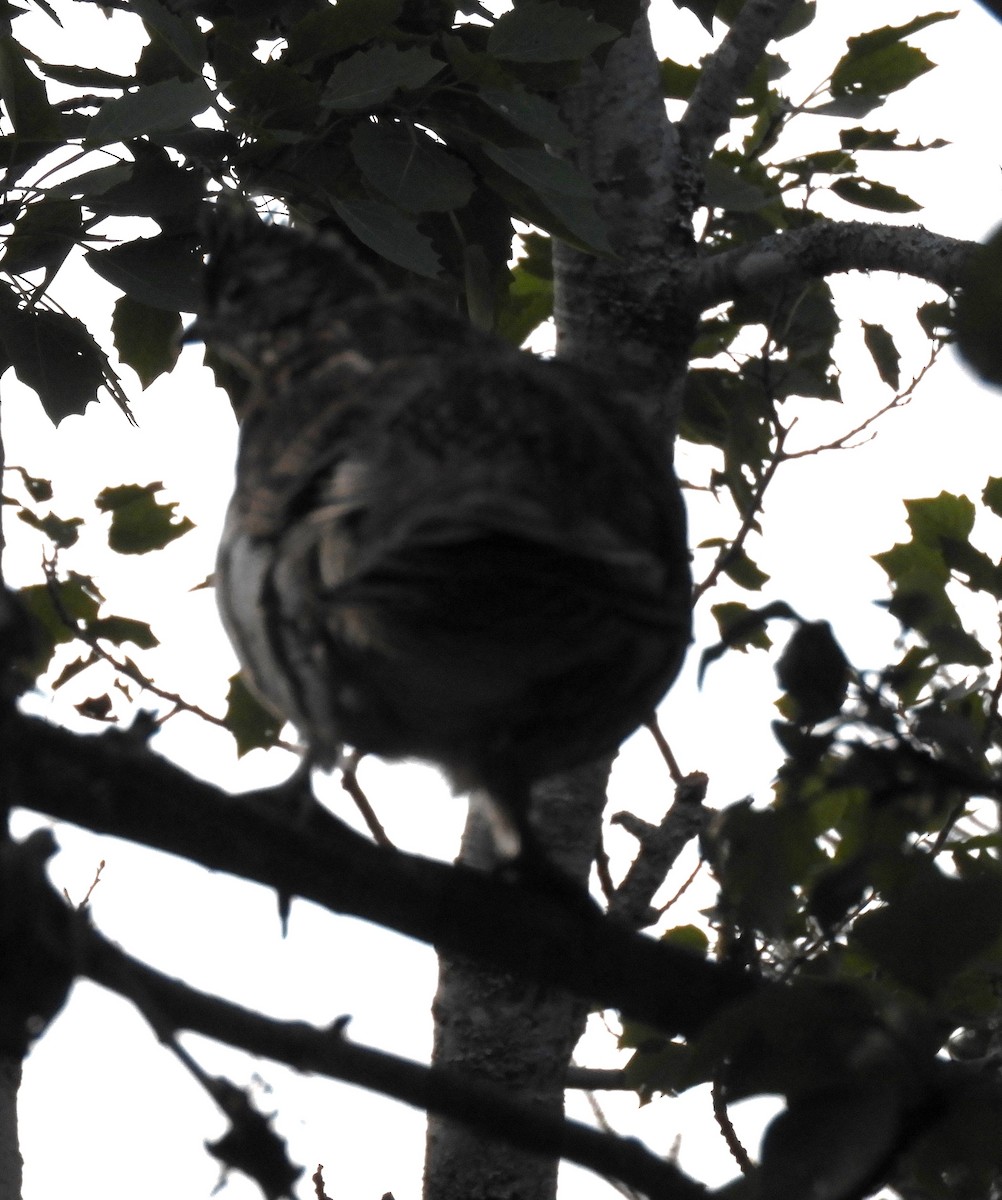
[8,829,710,1200]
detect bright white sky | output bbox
[5,3,1002,1199]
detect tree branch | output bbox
[4,827,706,1200]
[683,221,977,310]
[0,710,757,1039]
[679,0,799,163]
[81,910,709,1200]
[608,773,710,928]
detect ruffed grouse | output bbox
[204,211,691,851]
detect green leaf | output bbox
[497,239,553,346]
[861,321,900,389]
[831,33,939,100]
[1,198,82,275]
[983,477,1002,518]
[349,121,475,213]
[480,143,611,252]
[830,177,920,213]
[906,492,975,547]
[477,86,575,148]
[95,482,194,554]
[285,0,402,64]
[0,36,59,139]
[112,295,181,389]
[885,645,936,708]
[223,673,283,757]
[85,78,212,144]
[322,44,444,111]
[222,61,320,131]
[85,234,201,312]
[810,94,886,120]
[488,2,618,63]
[16,507,82,549]
[84,143,204,221]
[37,62,132,90]
[51,653,96,692]
[623,1034,696,1099]
[1,308,108,424]
[916,297,952,342]
[776,621,850,726]
[760,1085,902,1200]
[45,161,134,201]
[17,572,102,678]
[331,198,441,277]
[722,546,770,591]
[89,615,159,649]
[853,864,1002,998]
[671,0,716,33]
[839,125,948,153]
[700,599,784,676]
[17,471,53,502]
[839,12,957,59]
[703,157,771,212]
[659,56,701,100]
[663,925,710,955]
[128,0,205,74]
[479,142,586,196]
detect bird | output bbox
[202,206,692,859]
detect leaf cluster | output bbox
[0,0,644,427]
[626,480,1002,1200]
[677,9,956,580]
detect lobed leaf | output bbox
[95,482,194,555]
[488,2,618,63]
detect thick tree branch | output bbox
[679,0,799,163]
[0,710,757,1038]
[608,774,709,928]
[63,889,708,1200]
[683,221,977,310]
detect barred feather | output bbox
[205,207,692,849]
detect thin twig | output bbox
[656,858,704,918]
[784,345,940,461]
[693,424,788,604]
[40,556,299,752]
[711,1075,754,1176]
[339,752,393,847]
[645,713,685,784]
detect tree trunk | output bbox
[423,762,609,1200]
[0,1057,22,1200]
[422,8,682,1200]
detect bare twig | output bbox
[645,713,686,784]
[693,424,788,604]
[338,752,393,847]
[783,346,940,461]
[711,1075,754,1176]
[39,556,298,751]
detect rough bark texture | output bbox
[423,7,685,1200]
[554,4,695,435]
[685,220,975,307]
[0,1058,20,1200]
[424,764,607,1200]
